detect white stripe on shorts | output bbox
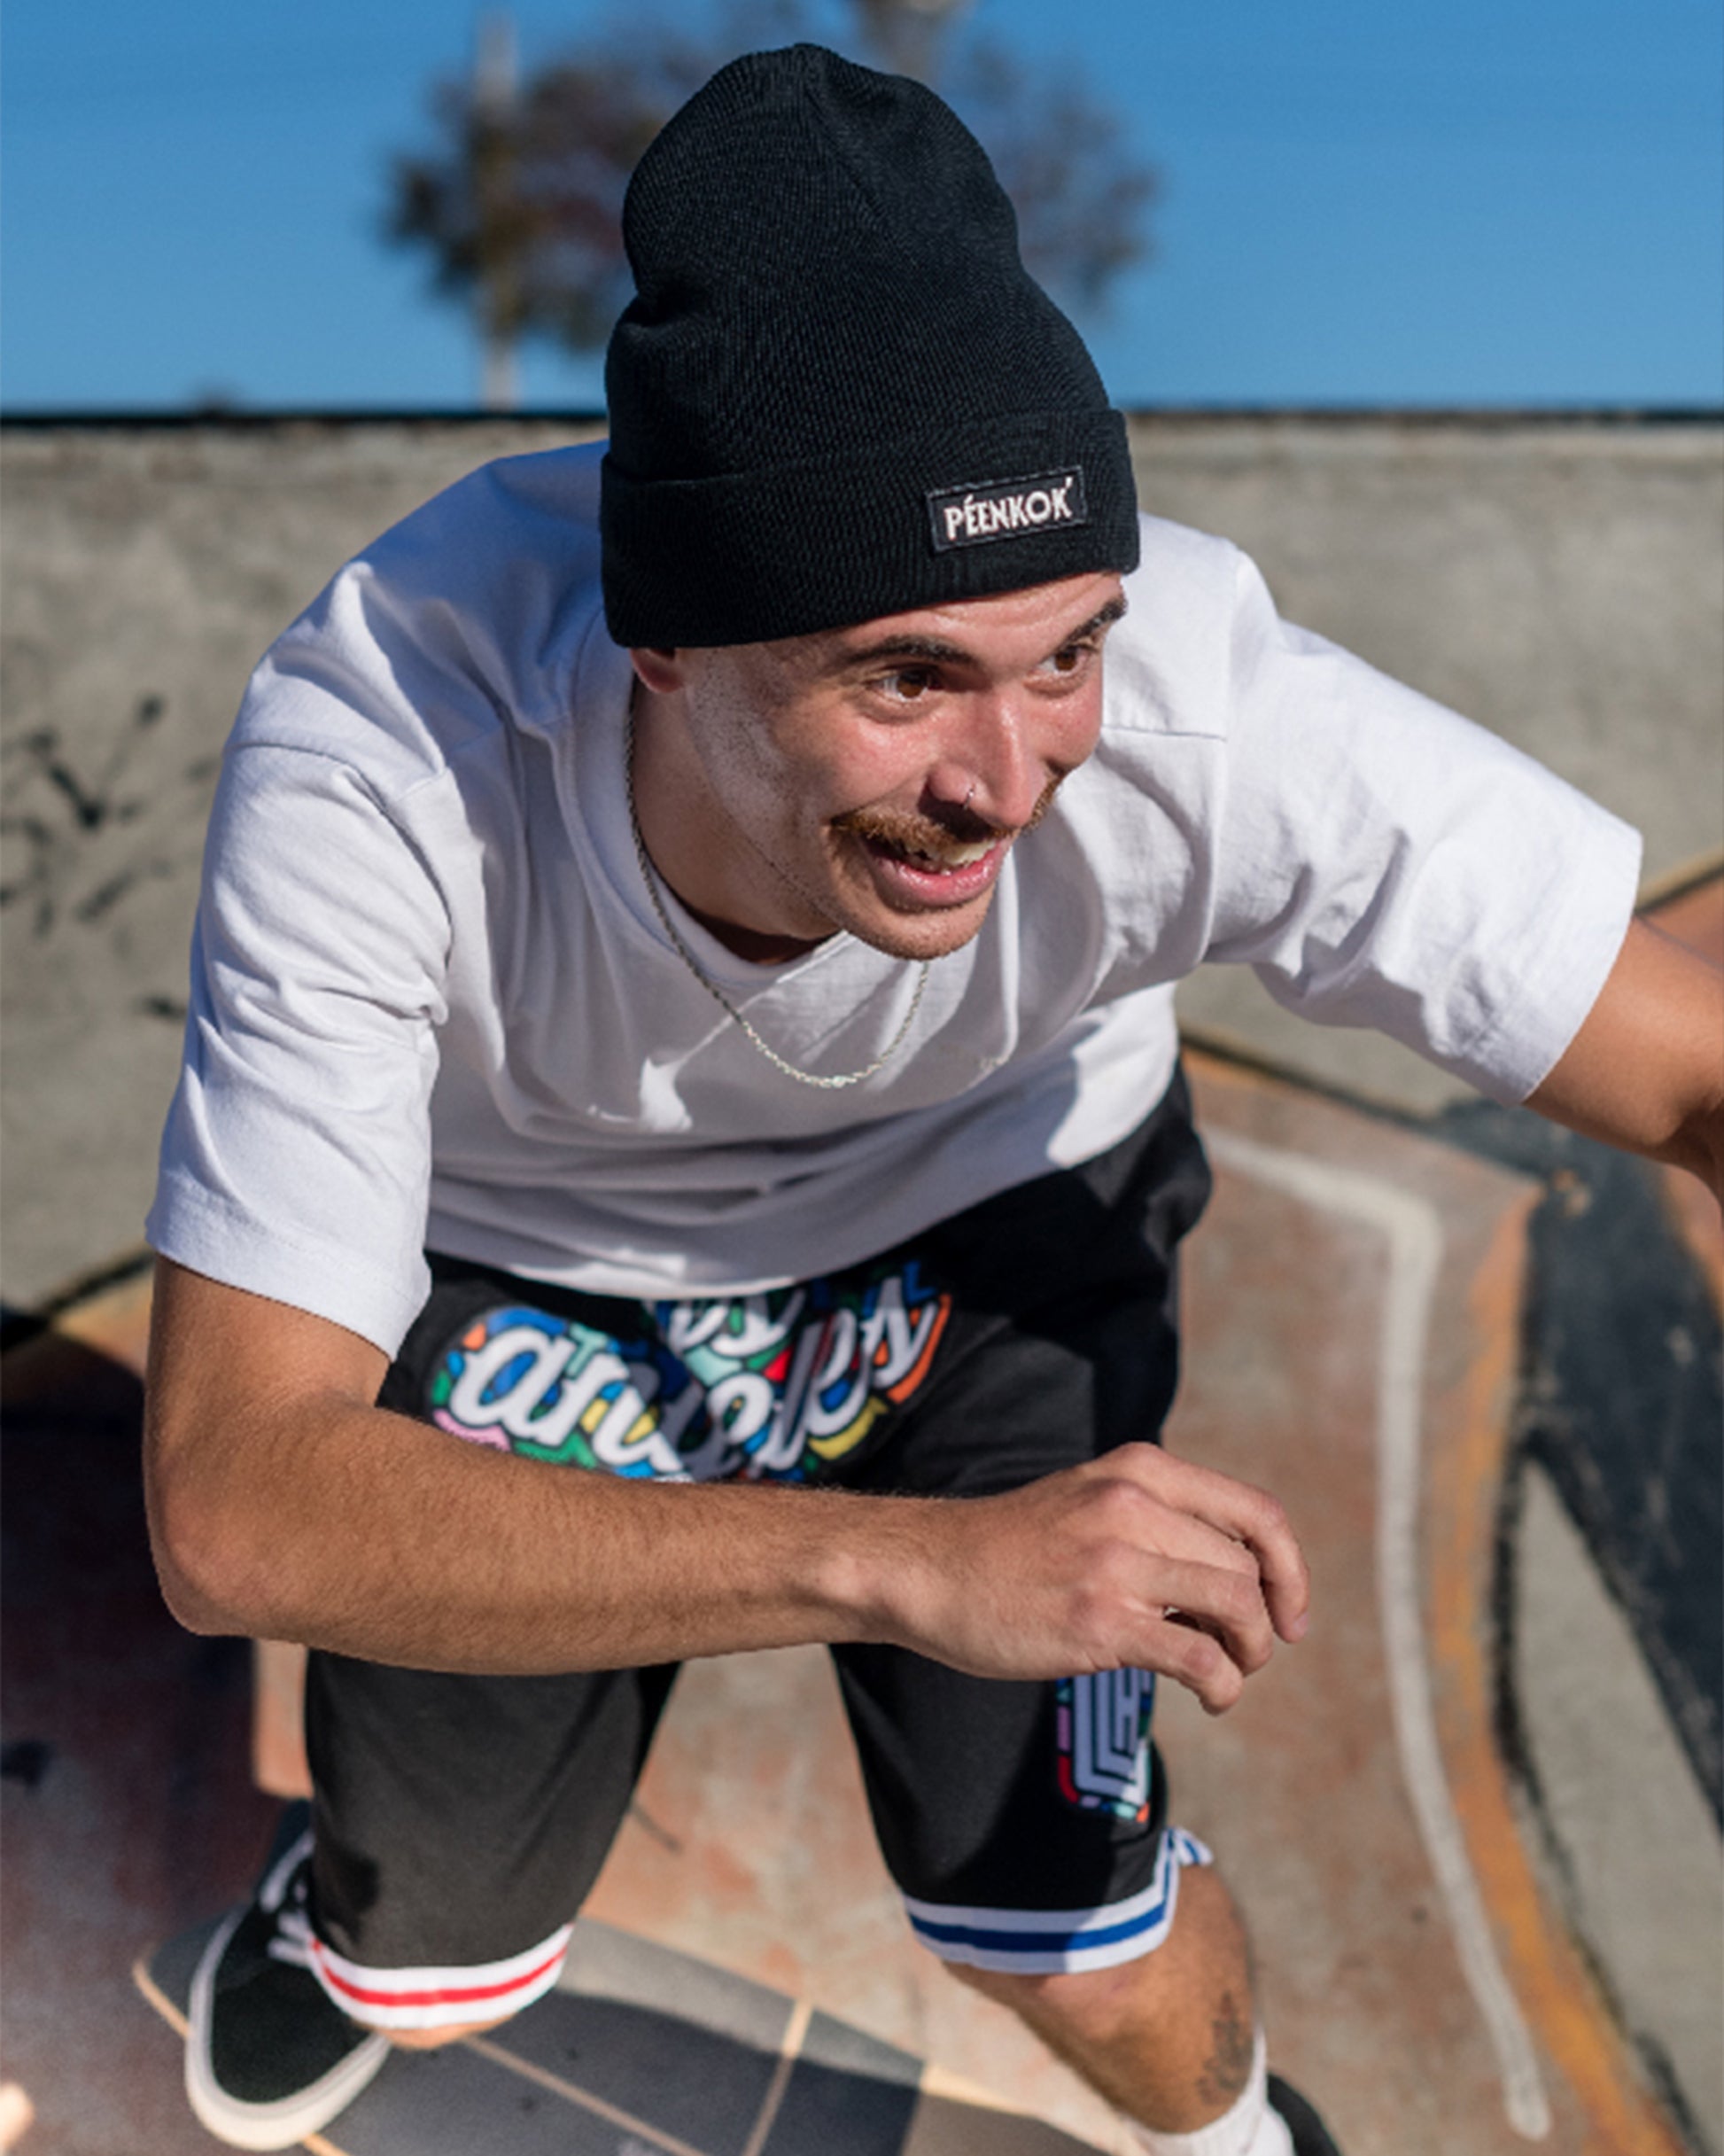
[902,1826,1212,1975]
[307,1921,574,2031]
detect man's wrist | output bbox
[793,1487,944,1654]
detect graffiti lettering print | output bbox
[427,1265,951,1483]
[1056,1670,1155,1823]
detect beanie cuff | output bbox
[602,407,1139,649]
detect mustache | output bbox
[831,773,1067,853]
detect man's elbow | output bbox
[1664,1092,1724,1206]
[151,1544,237,1637]
[144,1419,285,1639]
[146,1476,250,1635]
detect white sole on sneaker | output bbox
[184,1906,392,2152]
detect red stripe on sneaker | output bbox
[310,1939,567,2010]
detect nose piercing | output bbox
[962,781,976,810]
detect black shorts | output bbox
[300,1075,1215,2034]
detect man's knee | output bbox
[938,1864,1258,2126]
[946,1947,1186,2048]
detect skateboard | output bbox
[134,1913,929,2156]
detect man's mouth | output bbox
[867,832,996,872]
[821,774,1068,920]
[827,809,1011,909]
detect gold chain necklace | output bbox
[624,709,932,1090]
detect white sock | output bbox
[1121,2030,1294,2156]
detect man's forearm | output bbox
[145,1257,900,1673]
[144,1258,1309,1708]
[149,1383,894,1673]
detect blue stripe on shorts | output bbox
[902,1826,1212,1974]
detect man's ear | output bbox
[629,648,684,695]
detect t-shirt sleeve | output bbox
[146,742,452,1356]
[1201,549,1642,1103]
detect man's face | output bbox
[632,572,1125,963]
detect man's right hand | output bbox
[858,1444,1309,1714]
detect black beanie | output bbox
[601,44,1139,649]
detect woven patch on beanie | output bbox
[927,467,1090,554]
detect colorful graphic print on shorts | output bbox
[425,1264,951,1483]
[1055,1669,1155,1823]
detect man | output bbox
[144,44,1721,2156]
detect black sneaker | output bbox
[186,1803,390,2150]
[1269,2074,1344,2156]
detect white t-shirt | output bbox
[147,444,1642,1356]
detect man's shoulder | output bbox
[1131,511,1243,583]
[230,441,614,787]
[1113,514,1250,670]
[352,438,608,616]
[1098,515,1249,743]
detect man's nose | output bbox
[925,693,1044,829]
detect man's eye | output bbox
[1039,643,1089,676]
[876,669,936,700]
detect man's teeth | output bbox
[890,838,993,869]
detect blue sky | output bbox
[4,0,1720,410]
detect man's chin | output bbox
[845,887,997,963]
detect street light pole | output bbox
[474,12,520,413]
[850,0,972,84]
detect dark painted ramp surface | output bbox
[1433,872,1722,1863]
[1435,1103,1723,1815]
[2,1313,278,2156]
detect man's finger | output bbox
[1139,1612,1246,1715]
[1116,1445,1311,1643]
[1130,1554,1276,1679]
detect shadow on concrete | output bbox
[2,1323,276,2153]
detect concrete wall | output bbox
[3,415,1720,1305]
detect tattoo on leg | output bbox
[1196,1987,1254,2112]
